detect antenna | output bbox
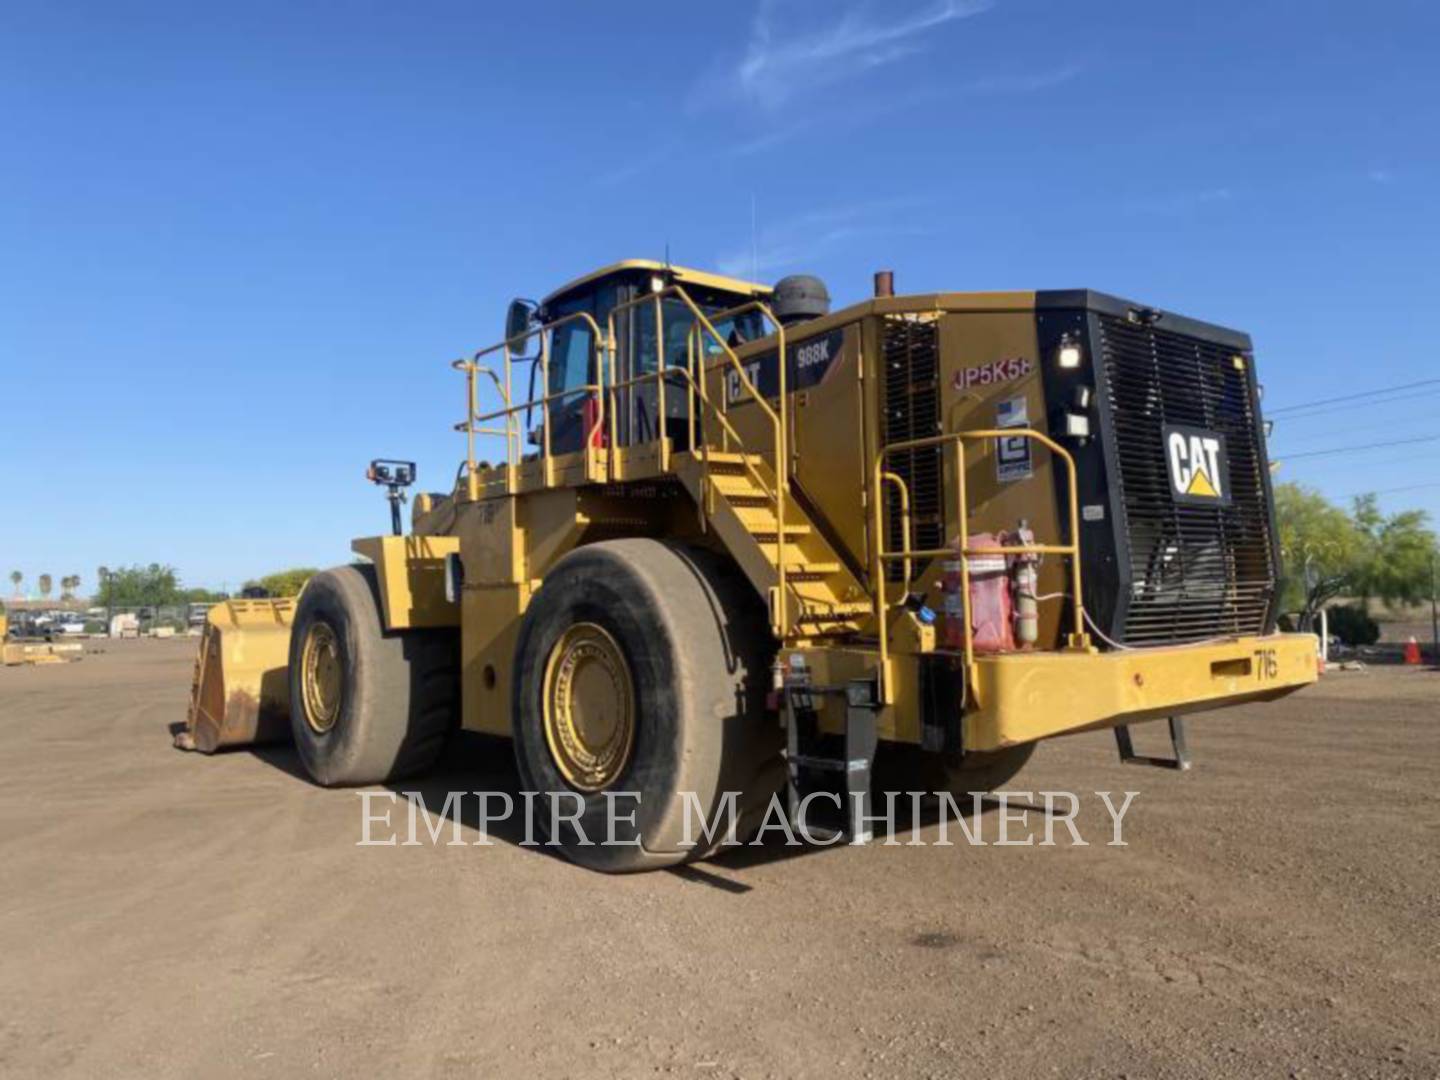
[750,192,758,282]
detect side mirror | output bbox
[505,298,539,359]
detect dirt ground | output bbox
[1,639,1436,1079]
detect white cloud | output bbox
[704,0,994,111]
[715,198,931,278]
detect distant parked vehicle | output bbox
[109,613,141,639]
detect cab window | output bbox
[629,294,767,375]
[545,284,618,398]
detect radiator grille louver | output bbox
[1097,316,1276,644]
[881,318,943,582]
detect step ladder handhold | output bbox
[782,678,880,845]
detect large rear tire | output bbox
[289,564,458,786]
[511,540,782,872]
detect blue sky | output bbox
[3,0,1437,595]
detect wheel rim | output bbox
[300,621,343,734]
[542,622,635,792]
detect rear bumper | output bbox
[964,633,1318,751]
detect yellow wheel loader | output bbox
[180,259,1318,870]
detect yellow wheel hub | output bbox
[300,622,343,734]
[542,623,635,792]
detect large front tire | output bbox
[288,565,458,786]
[511,540,782,873]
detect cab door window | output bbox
[542,285,617,454]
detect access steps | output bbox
[673,451,870,639]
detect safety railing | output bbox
[451,310,607,498]
[452,284,795,635]
[872,429,1089,690]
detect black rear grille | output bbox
[1097,315,1276,644]
[881,317,943,582]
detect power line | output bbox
[1337,481,1440,499]
[1277,433,1440,460]
[1282,448,1439,474]
[1267,378,1440,416]
[1267,387,1440,423]
[1272,408,1440,447]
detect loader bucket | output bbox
[175,599,296,753]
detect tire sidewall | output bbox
[289,568,376,786]
[511,552,687,863]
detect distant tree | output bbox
[95,564,183,608]
[60,575,75,600]
[38,574,53,600]
[1274,483,1365,630]
[242,568,318,598]
[8,570,20,597]
[181,587,229,603]
[1351,495,1437,610]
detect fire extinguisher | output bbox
[1007,521,1039,649]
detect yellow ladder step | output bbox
[693,450,763,474]
[734,506,811,536]
[709,472,768,496]
[755,543,837,568]
[785,560,841,577]
[697,450,755,463]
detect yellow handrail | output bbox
[878,471,912,605]
[451,310,607,496]
[873,428,1089,696]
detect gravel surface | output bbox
[1,638,1436,1079]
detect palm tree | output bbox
[9,571,20,597]
[38,574,53,601]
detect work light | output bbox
[1057,333,1083,369]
